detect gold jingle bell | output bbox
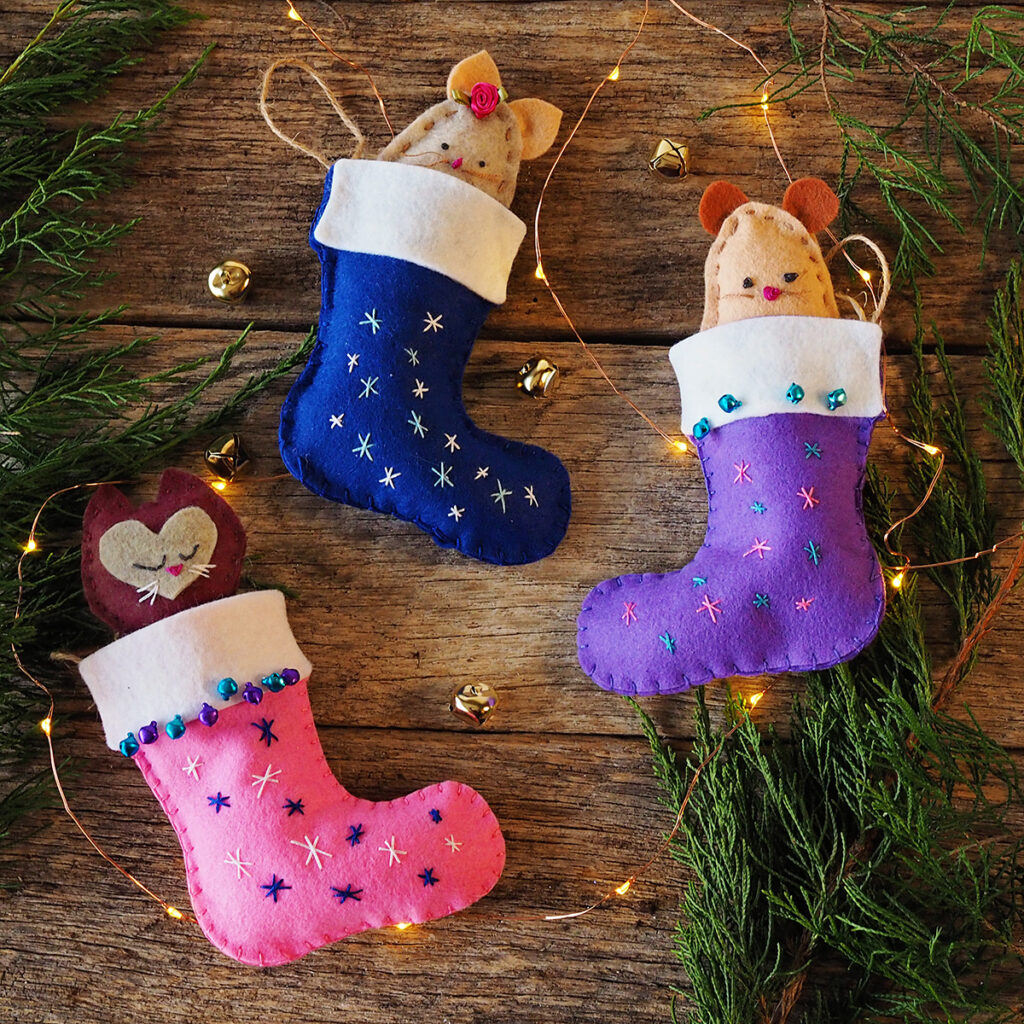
[204,433,251,483]
[207,260,251,303]
[517,357,559,399]
[449,682,498,727]
[648,138,690,179]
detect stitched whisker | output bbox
[135,581,159,605]
[188,563,216,578]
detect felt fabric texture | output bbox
[700,181,841,330]
[80,592,505,966]
[82,469,246,634]
[280,160,571,565]
[312,160,525,305]
[577,316,885,695]
[669,316,883,435]
[79,591,311,750]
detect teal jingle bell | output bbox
[119,732,140,757]
[718,393,742,414]
[262,672,285,693]
[217,677,239,700]
[826,388,848,411]
[786,382,804,404]
[693,417,711,440]
[165,715,186,740]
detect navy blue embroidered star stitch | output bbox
[261,875,291,903]
[253,718,278,746]
[207,792,230,813]
[283,798,305,816]
[331,884,363,904]
[345,823,364,847]
[419,868,439,887]
[429,809,443,824]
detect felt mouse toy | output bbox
[577,179,885,695]
[279,51,571,565]
[76,469,505,966]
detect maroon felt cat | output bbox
[81,468,247,634]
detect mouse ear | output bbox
[508,98,562,160]
[782,177,839,233]
[448,51,502,98]
[699,181,749,235]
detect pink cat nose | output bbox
[450,157,463,169]
[762,286,781,301]
[166,563,184,576]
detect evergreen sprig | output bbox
[637,264,1024,1021]
[0,4,314,851]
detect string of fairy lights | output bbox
[12,0,1024,938]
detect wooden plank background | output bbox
[3,2,1024,1021]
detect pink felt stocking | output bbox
[78,590,505,966]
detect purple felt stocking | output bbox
[577,315,886,695]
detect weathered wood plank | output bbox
[3,1,1020,347]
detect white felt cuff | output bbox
[313,159,527,306]
[79,591,312,750]
[669,316,884,435]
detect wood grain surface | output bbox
[3,2,1024,1022]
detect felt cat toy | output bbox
[577,179,885,695]
[77,469,505,966]
[278,51,571,565]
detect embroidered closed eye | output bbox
[132,554,167,572]
[742,277,754,289]
[179,542,201,560]
[783,272,799,283]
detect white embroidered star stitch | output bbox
[412,379,430,399]
[444,433,460,453]
[250,764,282,799]
[524,485,539,507]
[378,835,407,867]
[475,466,489,480]
[329,413,344,429]
[379,467,401,489]
[224,848,253,879]
[448,505,464,522]
[444,834,463,853]
[346,353,359,373]
[423,312,444,333]
[405,347,420,366]
[290,834,334,870]
[182,755,202,781]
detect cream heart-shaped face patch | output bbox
[98,506,218,604]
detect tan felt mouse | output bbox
[699,177,841,330]
[378,50,562,207]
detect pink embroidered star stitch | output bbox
[697,595,723,624]
[621,601,638,626]
[797,486,819,510]
[795,597,815,612]
[743,537,772,560]
[733,460,752,484]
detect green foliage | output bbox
[638,265,1024,1022]
[704,4,1024,289]
[0,3,314,850]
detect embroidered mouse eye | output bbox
[478,160,486,168]
[440,142,449,151]
[783,272,799,283]
[132,554,167,572]
[179,543,200,561]
[742,277,754,289]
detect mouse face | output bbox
[699,178,841,330]
[378,51,562,207]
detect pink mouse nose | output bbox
[762,285,781,301]
[450,157,463,169]
[166,563,184,576]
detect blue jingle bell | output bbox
[119,732,140,757]
[786,382,805,404]
[693,417,711,440]
[217,677,238,700]
[718,393,742,414]
[262,672,285,693]
[165,715,186,740]
[825,388,848,411]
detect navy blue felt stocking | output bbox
[280,160,571,566]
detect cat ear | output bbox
[782,177,838,234]
[508,98,562,160]
[83,483,134,533]
[699,180,750,235]
[448,50,502,97]
[158,467,213,503]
